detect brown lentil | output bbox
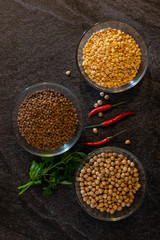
[78,152,141,214]
[17,90,78,150]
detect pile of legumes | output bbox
[78,152,141,214]
[17,90,78,150]
[83,28,141,88]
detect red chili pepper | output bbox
[85,112,135,129]
[88,101,125,118]
[83,130,125,146]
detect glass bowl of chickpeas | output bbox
[76,21,148,93]
[74,146,146,221]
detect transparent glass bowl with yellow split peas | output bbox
[74,146,147,221]
[11,82,83,157]
[76,21,148,93]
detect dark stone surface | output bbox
[0,0,160,239]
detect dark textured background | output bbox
[0,0,160,239]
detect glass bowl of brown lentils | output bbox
[74,146,146,221]
[11,82,83,157]
[76,21,148,93]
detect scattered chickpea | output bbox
[104,95,109,100]
[97,100,103,106]
[125,139,131,145]
[94,103,99,108]
[98,112,103,117]
[93,128,98,134]
[66,70,71,76]
[100,92,105,97]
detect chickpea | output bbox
[98,189,103,194]
[119,154,124,159]
[80,189,85,195]
[80,182,84,187]
[97,100,103,106]
[110,171,115,176]
[83,196,88,202]
[103,194,108,199]
[95,196,99,201]
[108,153,113,157]
[125,139,131,145]
[109,166,114,171]
[93,128,98,134]
[98,112,103,117]
[100,92,105,97]
[121,173,125,178]
[104,95,109,100]
[81,168,85,174]
[66,70,71,76]
[94,103,99,108]
[94,162,98,167]
[115,183,119,188]
[93,156,98,160]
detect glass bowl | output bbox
[76,21,148,93]
[11,82,83,157]
[74,146,146,221]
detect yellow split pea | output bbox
[83,28,142,88]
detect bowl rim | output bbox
[11,82,83,157]
[76,20,149,93]
[74,146,147,221]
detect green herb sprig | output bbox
[18,146,90,196]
